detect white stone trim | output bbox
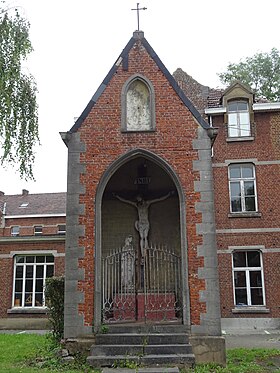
[216,227,280,234]
[5,213,66,219]
[0,250,65,259]
[253,102,280,111]
[213,159,280,168]
[218,247,280,254]
[205,102,280,115]
[205,107,226,115]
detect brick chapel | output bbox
[61,30,224,364]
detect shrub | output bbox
[45,276,65,342]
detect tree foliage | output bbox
[218,48,280,102]
[0,2,39,179]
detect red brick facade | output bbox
[212,109,280,321]
[0,192,66,320]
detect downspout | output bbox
[0,202,6,229]
[207,115,216,156]
[206,115,218,146]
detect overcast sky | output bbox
[1,0,280,195]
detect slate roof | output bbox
[0,192,66,216]
[69,31,210,134]
[208,88,224,108]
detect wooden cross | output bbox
[131,3,147,31]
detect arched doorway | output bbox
[94,150,189,327]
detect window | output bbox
[228,100,250,137]
[11,226,20,236]
[57,224,66,235]
[13,255,54,308]
[232,251,265,306]
[34,226,43,235]
[229,164,257,213]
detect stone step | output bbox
[87,353,195,368]
[102,368,180,373]
[96,333,189,345]
[106,323,189,334]
[91,343,193,356]
[145,344,192,355]
[141,354,195,367]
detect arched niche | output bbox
[121,74,156,132]
[94,149,190,329]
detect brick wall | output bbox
[72,39,210,329]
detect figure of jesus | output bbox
[113,191,174,257]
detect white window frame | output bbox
[12,255,54,308]
[232,250,265,307]
[11,226,20,236]
[57,224,66,235]
[34,226,43,235]
[228,163,258,213]
[228,100,251,137]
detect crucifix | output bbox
[131,3,147,31]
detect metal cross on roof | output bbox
[131,3,147,31]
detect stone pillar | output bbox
[61,132,91,338]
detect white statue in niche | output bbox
[113,192,174,257]
[121,235,134,290]
[126,79,151,131]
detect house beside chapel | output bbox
[0,190,65,328]
[175,69,280,330]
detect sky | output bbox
[1,0,280,195]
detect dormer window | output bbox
[228,100,250,137]
[19,203,29,208]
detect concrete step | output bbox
[96,333,189,345]
[91,343,193,356]
[87,353,195,368]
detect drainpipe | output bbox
[0,202,6,228]
[206,113,218,147]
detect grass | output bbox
[0,333,279,372]
[0,333,100,372]
[182,348,280,372]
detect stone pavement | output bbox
[223,328,280,350]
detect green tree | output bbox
[0,2,39,179]
[218,48,280,102]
